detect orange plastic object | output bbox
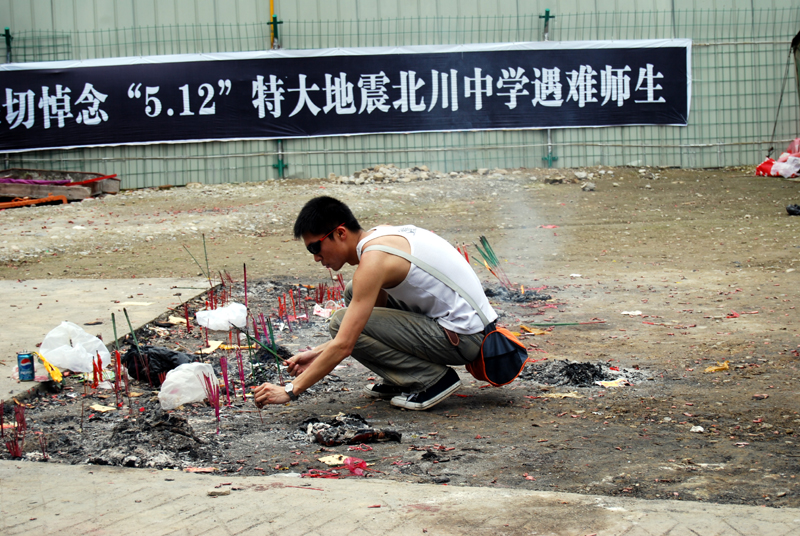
[0,194,68,209]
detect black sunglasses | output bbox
[306,223,344,255]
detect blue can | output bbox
[17,352,35,381]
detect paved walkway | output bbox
[1,461,799,535]
[0,278,207,403]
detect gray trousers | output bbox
[329,282,484,392]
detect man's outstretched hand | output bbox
[252,383,289,408]
[284,347,321,376]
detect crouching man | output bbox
[253,196,496,411]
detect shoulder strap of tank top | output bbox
[363,244,490,327]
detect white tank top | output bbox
[356,225,497,335]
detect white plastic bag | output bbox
[771,155,800,178]
[39,321,111,373]
[158,363,218,410]
[195,302,248,331]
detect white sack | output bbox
[158,362,218,410]
[195,302,248,331]
[39,321,111,373]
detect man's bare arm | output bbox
[253,256,393,406]
[288,261,385,393]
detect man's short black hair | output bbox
[293,196,362,239]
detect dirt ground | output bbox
[2,165,800,507]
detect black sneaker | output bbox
[364,382,405,399]
[390,368,461,410]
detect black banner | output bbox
[0,40,691,153]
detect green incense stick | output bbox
[122,308,142,357]
[239,329,284,361]
[202,233,211,287]
[183,244,210,283]
[111,312,121,353]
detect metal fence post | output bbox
[273,139,288,179]
[4,27,12,63]
[268,15,283,50]
[793,30,800,133]
[539,10,558,168]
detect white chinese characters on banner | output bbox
[75,83,109,124]
[496,68,530,110]
[357,72,391,114]
[531,68,564,107]
[252,74,284,118]
[248,63,665,118]
[4,84,110,129]
[1,64,668,129]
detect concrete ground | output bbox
[0,277,207,402]
[1,460,799,536]
[2,168,799,534]
[3,279,798,535]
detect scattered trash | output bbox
[621,311,643,316]
[756,139,800,177]
[36,353,63,383]
[302,413,402,446]
[39,321,111,372]
[594,378,631,388]
[348,443,374,452]
[167,316,188,325]
[752,394,769,400]
[313,303,334,319]
[196,340,223,355]
[519,325,548,336]
[122,345,195,385]
[757,155,800,178]
[540,392,584,399]
[342,456,370,476]
[787,204,800,216]
[158,363,218,410]
[207,487,231,496]
[704,361,729,373]
[89,404,116,413]
[690,426,704,433]
[318,454,346,466]
[301,468,341,478]
[16,352,35,381]
[195,302,248,330]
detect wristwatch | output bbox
[284,383,299,401]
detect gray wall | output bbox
[1,1,799,187]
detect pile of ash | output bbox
[519,360,649,387]
[300,413,402,446]
[248,344,294,385]
[484,284,552,303]
[82,409,211,469]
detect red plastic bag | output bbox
[343,457,369,476]
[756,157,800,178]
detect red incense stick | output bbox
[184,303,192,333]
